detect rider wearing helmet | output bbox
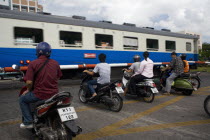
[123,54,141,74]
[19,42,62,129]
[180,53,189,73]
[123,55,141,95]
[129,51,154,94]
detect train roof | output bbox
[0,9,198,39]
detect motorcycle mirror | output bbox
[12,64,20,70]
[83,63,86,69]
[160,65,165,69]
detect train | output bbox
[0,9,199,74]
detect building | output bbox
[0,0,43,12]
[179,30,202,51]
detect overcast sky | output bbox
[39,0,210,43]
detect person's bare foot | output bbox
[92,93,97,97]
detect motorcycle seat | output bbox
[35,100,46,107]
[178,73,190,78]
[96,83,110,92]
[29,100,46,112]
[99,83,110,87]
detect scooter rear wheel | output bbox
[109,94,123,112]
[188,77,200,89]
[143,89,155,103]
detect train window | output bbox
[166,40,176,51]
[95,34,113,49]
[147,39,159,51]
[59,31,82,48]
[123,37,138,50]
[14,27,43,45]
[186,42,192,51]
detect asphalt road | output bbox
[0,72,210,140]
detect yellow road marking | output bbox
[76,106,97,112]
[123,95,167,104]
[0,120,21,127]
[76,95,168,112]
[75,96,184,140]
[105,119,210,137]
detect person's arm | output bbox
[57,63,63,79]
[83,70,95,76]
[122,68,133,73]
[83,64,99,76]
[23,63,34,94]
[162,58,175,71]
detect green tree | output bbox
[199,43,210,61]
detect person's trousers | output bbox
[129,74,147,94]
[165,73,179,93]
[87,80,98,94]
[19,92,41,125]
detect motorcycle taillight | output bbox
[37,104,53,117]
[115,83,122,87]
[152,83,156,87]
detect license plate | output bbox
[115,87,124,94]
[58,107,78,122]
[151,88,159,93]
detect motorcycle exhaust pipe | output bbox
[101,96,115,106]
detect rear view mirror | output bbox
[12,64,20,70]
[160,65,165,69]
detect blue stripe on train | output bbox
[0,48,198,68]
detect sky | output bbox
[38,0,210,43]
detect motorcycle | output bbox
[78,72,123,112]
[12,64,82,140]
[122,71,159,103]
[204,95,210,117]
[154,67,195,96]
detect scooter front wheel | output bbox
[78,89,88,103]
[143,88,155,103]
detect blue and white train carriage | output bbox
[0,9,199,71]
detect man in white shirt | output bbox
[129,51,154,94]
[83,53,111,98]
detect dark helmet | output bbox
[133,55,141,62]
[36,42,51,57]
[180,53,187,60]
